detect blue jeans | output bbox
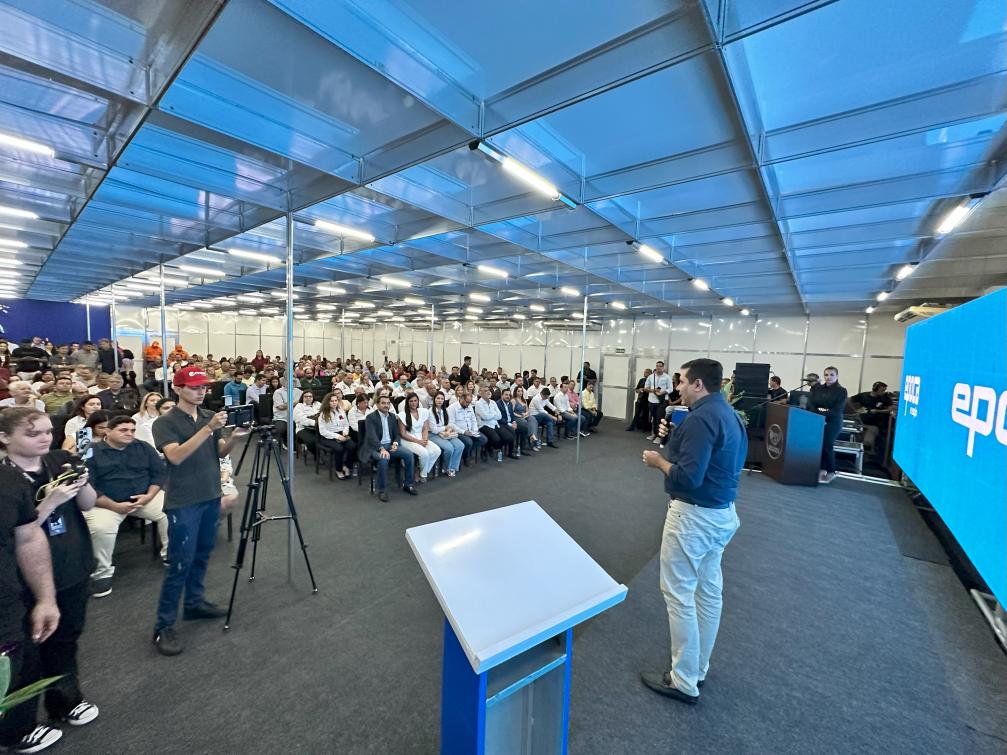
[156,498,221,631]
[371,443,414,491]
[430,434,465,472]
[533,413,554,442]
[458,433,487,460]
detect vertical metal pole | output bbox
[159,265,169,396]
[285,212,295,582]
[340,309,345,359]
[110,284,119,372]
[576,296,588,464]
[429,304,435,368]
[85,302,92,341]
[858,314,870,394]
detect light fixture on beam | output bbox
[270,291,298,299]
[316,303,337,311]
[740,308,751,316]
[317,285,347,295]
[236,294,266,302]
[610,301,627,310]
[469,292,491,302]
[469,141,577,208]
[0,132,54,158]
[229,248,282,264]
[0,239,27,249]
[636,243,665,264]
[380,275,411,288]
[477,263,508,278]
[935,194,986,236]
[404,296,426,306]
[691,278,710,292]
[313,219,376,243]
[876,291,889,302]
[0,258,21,267]
[188,302,214,309]
[178,264,224,277]
[895,264,916,281]
[865,306,875,314]
[530,304,546,312]
[560,286,579,296]
[464,314,478,321]
[351,301,376,309]
[722,297,735,307]
[466,306,483,314]
[513,313,527,320]
[0,205,38,220]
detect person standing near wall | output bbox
[640,358,746,705]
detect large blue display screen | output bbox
[894,289,1006,605]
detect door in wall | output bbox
[599,354,633,420]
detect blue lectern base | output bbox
[440,620,572,755]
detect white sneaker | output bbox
[15,724,62,753]
[645,434,656,441]
[652,437,662,445]
[64,700,99,726]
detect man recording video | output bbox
[151,366,249,656]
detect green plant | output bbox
[0,654,63,714]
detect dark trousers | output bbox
[458,433,487,460]
[821,419,842,473]
[480,426,503,450]
[494,424,516,454]
[649,400,666,435]
[370,443,414,491]
[156,498,221,631]
[0,631,39,745]
[39,581,89,718]
[296,427,317,455]
[318,436,356,470]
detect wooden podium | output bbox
[763,403,825,486]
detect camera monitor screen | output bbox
[894,288,1006,605]
[225,403,255,428]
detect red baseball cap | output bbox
[173,365,212,388]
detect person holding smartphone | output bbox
[150,366,250,656]
[0,406,100,750]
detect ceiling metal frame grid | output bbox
[1,0,1004,323]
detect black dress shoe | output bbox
[547,442,558,448]
[640,672,698,704]
[625,426,635,431]
[378,490,389,502]
[508,453,519,460]
[152,627,183,656]
[182,601,227,621]
[403,485,418,496]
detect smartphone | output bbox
[75,427,94,460]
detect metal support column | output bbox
[575,296,588,464]
[110,284,120,372]
[159,265,170,396]
[284,211,295,581]
[85,302,92,341]
[429,304,435,368]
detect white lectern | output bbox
[406,500,628,754]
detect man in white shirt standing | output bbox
[447,392,488,464]
[645,360,673,443]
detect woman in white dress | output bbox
[397,392,441,483]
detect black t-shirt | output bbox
[2,451,95,594]
[810,383,849,421]
[852,391,892,412]
[768,387,788,401]
[97,347,116,374]
[153,406,223,509]
[0,466,38,642]
[11,346,48,373]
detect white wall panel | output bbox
[601,319,634,353]
[710,316,755,352]
[865,315,906,356]
[670,317,710,351]
[806,316,866,355]
[260,317,284,336]
[176,313,206,355]
[235,316,258,335]
[635,319,669,358]
[754,316,807,353]
[523,322,546,346]
[522,345,545,375]
[861,357,904,393]
[235,334,260,357]
[478,343,498,371]
[305,337,324,356]
[764,355,805,388]
[500,346,522,375]
[260,335,283,357]
[712,352,755,374]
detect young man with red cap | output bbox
[150,365,249,656]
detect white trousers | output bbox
[659,498,740,696]
[83,491,168,579]
[398,439,441,477]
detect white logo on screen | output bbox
[950,383,1007,457]
[903,375,920,417]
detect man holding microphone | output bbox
[641,358,747,704]
[151,366,249,656]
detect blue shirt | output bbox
[224,380,246,404]
[663,393,747,509]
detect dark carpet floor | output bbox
[57,420,1005,754]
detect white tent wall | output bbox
[121,310,904,397]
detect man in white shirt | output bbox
[474,386,514,462]
[447,392,488,464]
[645,361,674,442]
[391,375,412,399]
[526,377,544,399]
[417,383,439,410]
[551,385,581,439]
[245,374,268,404]
[529,389,560,448]
[271,383,302,442]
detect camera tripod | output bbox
[224,424,317,630]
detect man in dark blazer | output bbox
[496,389,521,459]
[361,394,416,501]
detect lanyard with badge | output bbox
[1,457,80,537]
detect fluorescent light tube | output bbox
[314,219,376,242]
[178,264,224,277]
[740,308,750,316]
[637,244,664,263]
[318,285,347,295]
[513,313,527,320]
[0,205,38,220]
[560,286,579,296]
[270,291,298,299]
[610,301,627,310]
[692,279,710,291]
[466,306,483,314]
[865,306,875,314]
[351,301,376,309]
[229,248,282,264]
[0,132,54,157]
[722,297,735,307]
[380,275,411,288]
[0,239,27,249]
[936,203,973,235]
[469,293,491,302]
[530,304,546,312]
[876,291,889,301]
[404,296,426,306]
[501,157,561,200]
[896,264,915,281]
[477,264,508,278]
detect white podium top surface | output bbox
[406,500,627,674]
